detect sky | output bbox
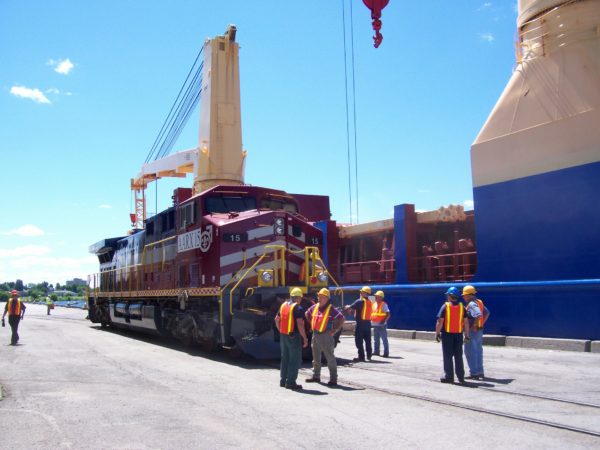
[0,0,518,285]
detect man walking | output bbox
[344,286,373,362]
[371,290,390,357]
[305,288,345,387]
[274,287,308,390]
[462,285,490,379]
[435,287,469,384]
[3,290,26,345]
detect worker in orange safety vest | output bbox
[371,290,391,357]
[435,287,470,384]
[2,290,26,345]
[304,288,345,387]
[462,285,490,380]
[274,287,308,390]
[344,286,373,362]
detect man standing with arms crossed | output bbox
[274,287,308,390]
[462,285,490,379]
[371,290,390,357]
[305,288,345,387]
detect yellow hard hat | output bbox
[462,285,477,296]
[290,287,303,298]
[374,290,385,298]
[318,288,330,298]
[360,286,371,294]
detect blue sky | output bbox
[0,0,518,284]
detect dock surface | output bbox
[1,304,599,449]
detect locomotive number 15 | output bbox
[223,233,248,243]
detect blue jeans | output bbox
[464,328,484,376]
[373,326,389,355]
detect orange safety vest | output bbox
[7,298,22,316]
[356,298,372,321]
[444,302,464,333]
[475,299,485,328]
[279,302,297,335]
[371,301,388,324]
[311,304,332,333]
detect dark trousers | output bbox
[8,316,21,345]
[355,322,372,359]
[441,332,464,381]
[280,334,301,386]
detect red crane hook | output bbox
[362,0,389,48]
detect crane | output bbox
[130,25,246,229]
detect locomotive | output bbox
[87,184,341,358]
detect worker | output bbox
[462,285,490,379]
[274,287,309,390]
[371,290,390,357]
[2,290,26,345]
[46,296,54,315]
[305,288,345,387]
[344,286,373,362]
[435,287,470,384]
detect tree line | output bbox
[0,280,87,302]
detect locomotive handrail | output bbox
[227,252,270,317]
[311,249,345,307]
[220,250,248,322]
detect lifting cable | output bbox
[341,0,353,224]
[342,0,360,224]
[145,46,205,163]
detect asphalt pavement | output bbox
[1,304,599,449]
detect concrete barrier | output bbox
[388,329,416,340]
[415,331,437,341]
[591,341,600,353]
[483,335,506,346]
[506,336,591,352]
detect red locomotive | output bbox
[88,184,336,357]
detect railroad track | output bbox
[347,362,600,410]
[336,375,600,438]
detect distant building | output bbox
[66,278,86,286]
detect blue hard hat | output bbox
[445,287,460,297]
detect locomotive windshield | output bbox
[205,195,257,214]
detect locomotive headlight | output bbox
[261,271,273,283]
[317,271,328,283]
[274,217,285,235]
[258,269,274,287]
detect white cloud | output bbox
[480,32,495,42]
[0,224,45,237]
[0,253,96,284]
[98,204,112,209]
[463,200,475,209]
[477,2,492,10]
[48,58,75,75]
[46,87,60,94]
[10,85,51,104]
[65,92,73,96]
[0,245,51,258]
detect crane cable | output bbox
[145,46,205,163]
[342,0,360,224]
[342,0,353,224]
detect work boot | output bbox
[373,352,380,356]
[327,380,338,387]
[352,357,365,362]
[440,377,454,384]
[305,377,320,383]
[285,383,303,390]
[280,380,285,387]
